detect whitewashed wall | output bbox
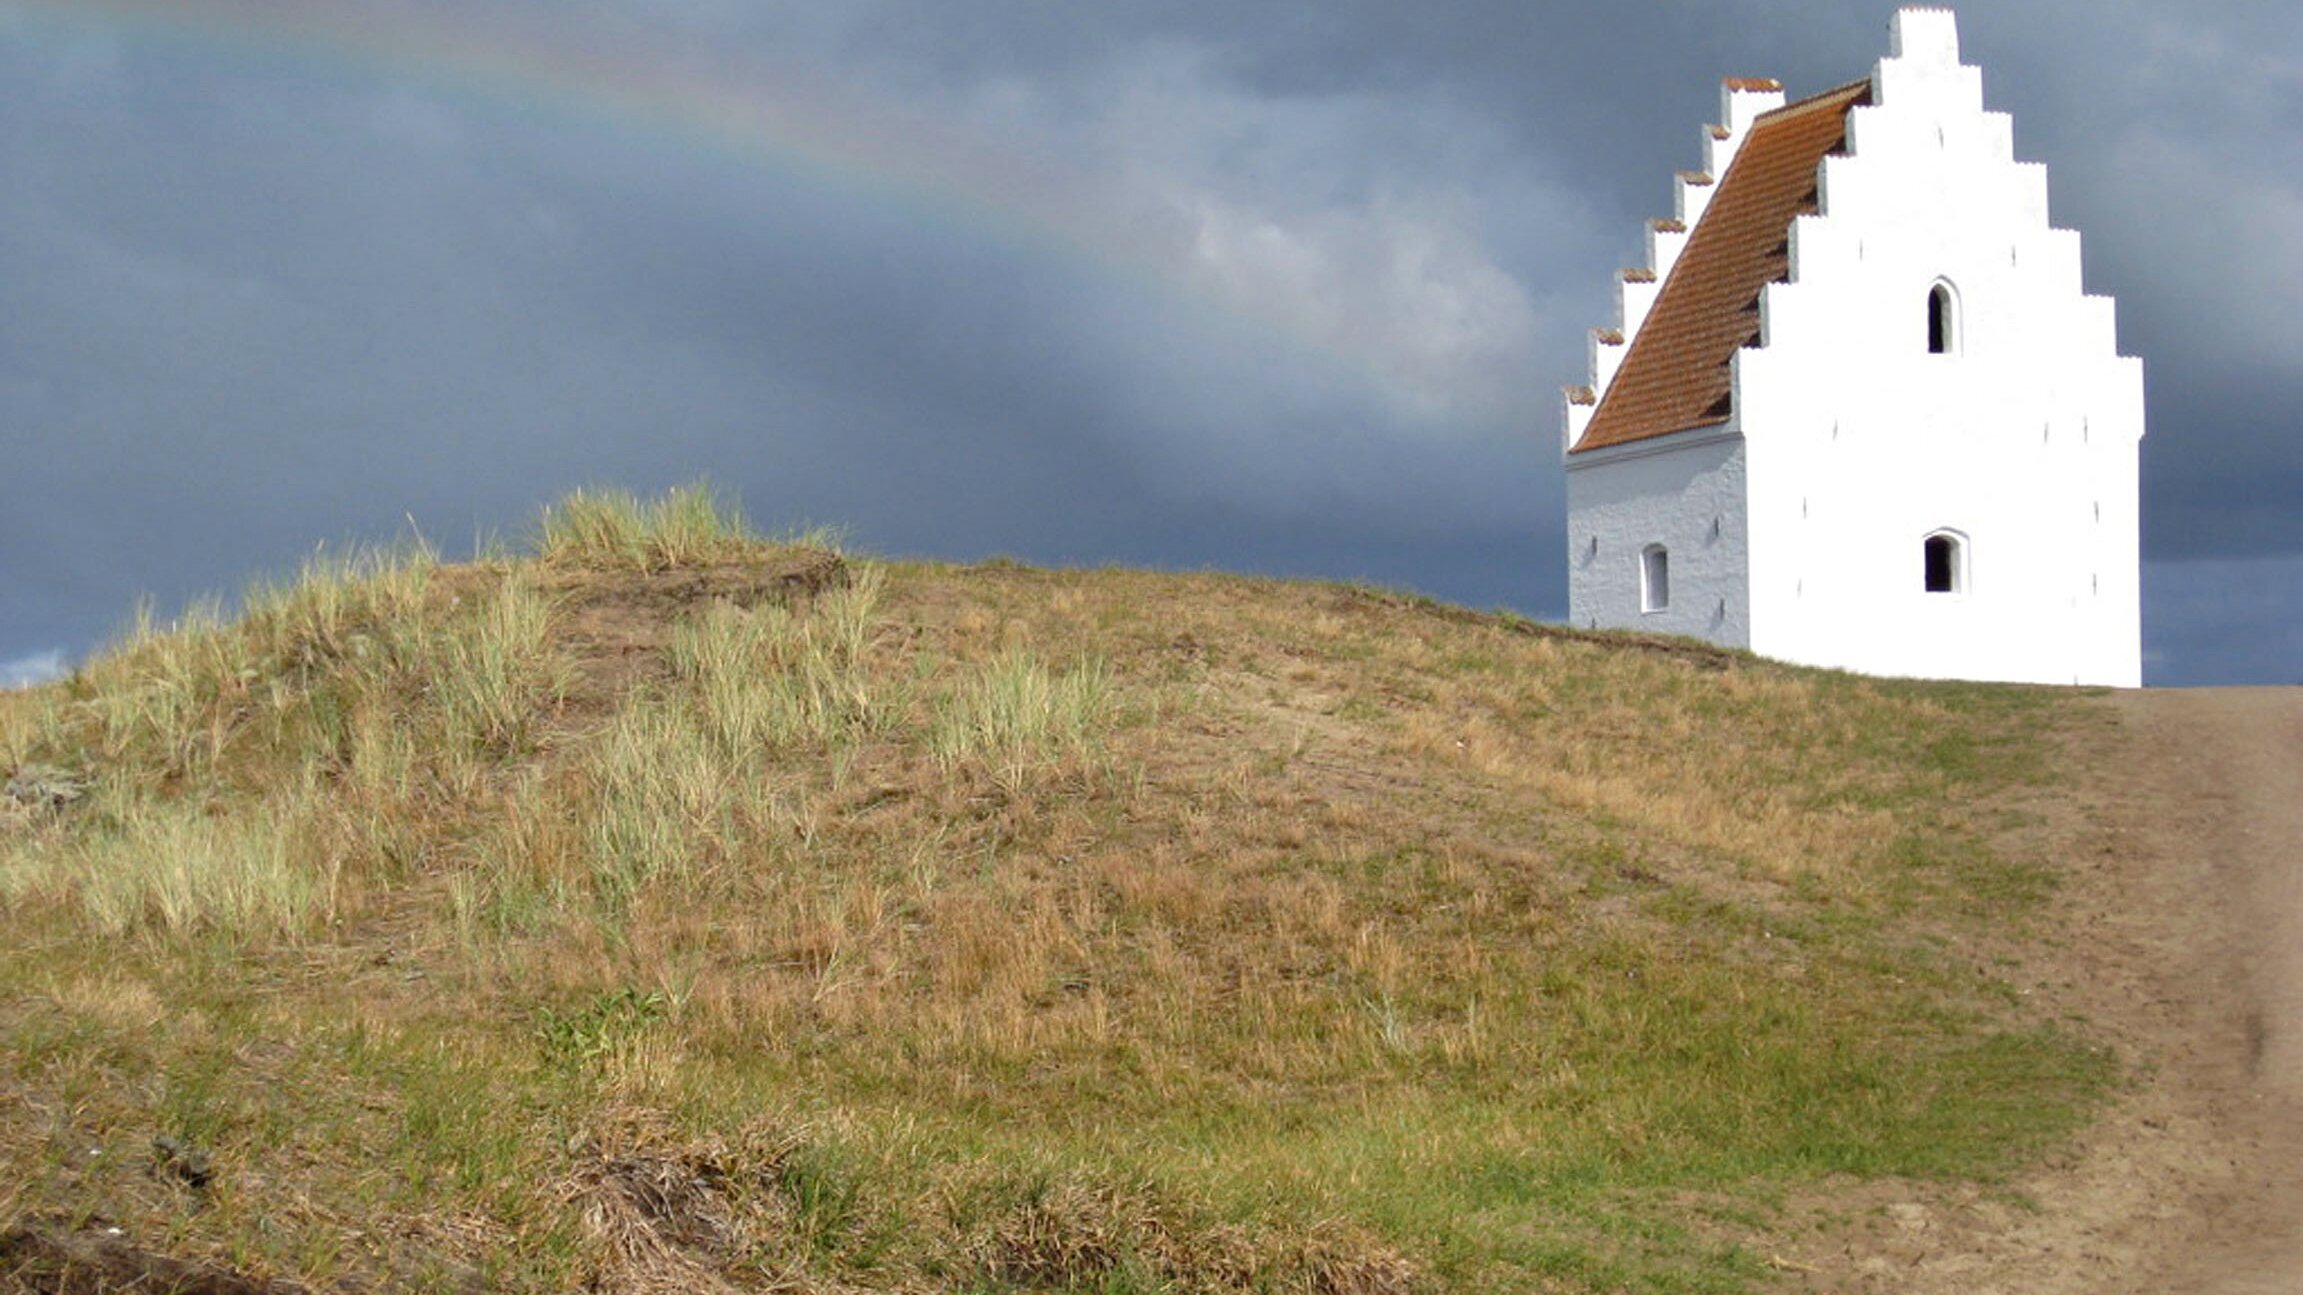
[1565,432,1750,644]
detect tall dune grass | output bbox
[2,776,338,939]
[931,649,1113,788]
[534,481,772,570]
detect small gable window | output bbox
[1640,544,1670,612]
[1927,281,1960,355]
[1923,530,1965,593]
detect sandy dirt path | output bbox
[2111,687,2303,1294]
[1789,686,2303,1294]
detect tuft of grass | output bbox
[536,989,668,1072]
[670,566,893,754]
[533,481,791,571]
[4,777,339,940]
[930,648,1113,788]
[427,573,574,764]
[240,541,440,675]
[582,697,738,904]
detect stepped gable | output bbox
[1572,77,1872,454]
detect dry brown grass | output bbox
[561,1110,804,1295]
[0,490,2108,1294]
[961,1172,1419,1295]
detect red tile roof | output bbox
[1572,78,1872,454]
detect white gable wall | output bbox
[1732,8,2142,685]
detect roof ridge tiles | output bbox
[1753,77,1880,126]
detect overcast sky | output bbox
[2,0,2296,687]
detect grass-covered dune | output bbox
[0,487,2109,1293]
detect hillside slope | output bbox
[0,489,2120,1294]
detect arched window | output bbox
[1927,281,1959,355]
[1640,544,1670,612]
[1923,530,1965,593]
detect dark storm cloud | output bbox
[2147,556,2303,687]
[0,1,2295,684]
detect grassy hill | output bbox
[0,487,2111,1294]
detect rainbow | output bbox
[7,0,1130,262]
[9,0,1283,369]
[4,0,1521,416]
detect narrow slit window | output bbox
[1927,282,1959,355]
[1640,544,1670,612]
[1923,532,1963,593]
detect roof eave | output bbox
[1566,416,1742,465]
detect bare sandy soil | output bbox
[1789,686,2303,1294]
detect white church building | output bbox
[1562,7,2143,686]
